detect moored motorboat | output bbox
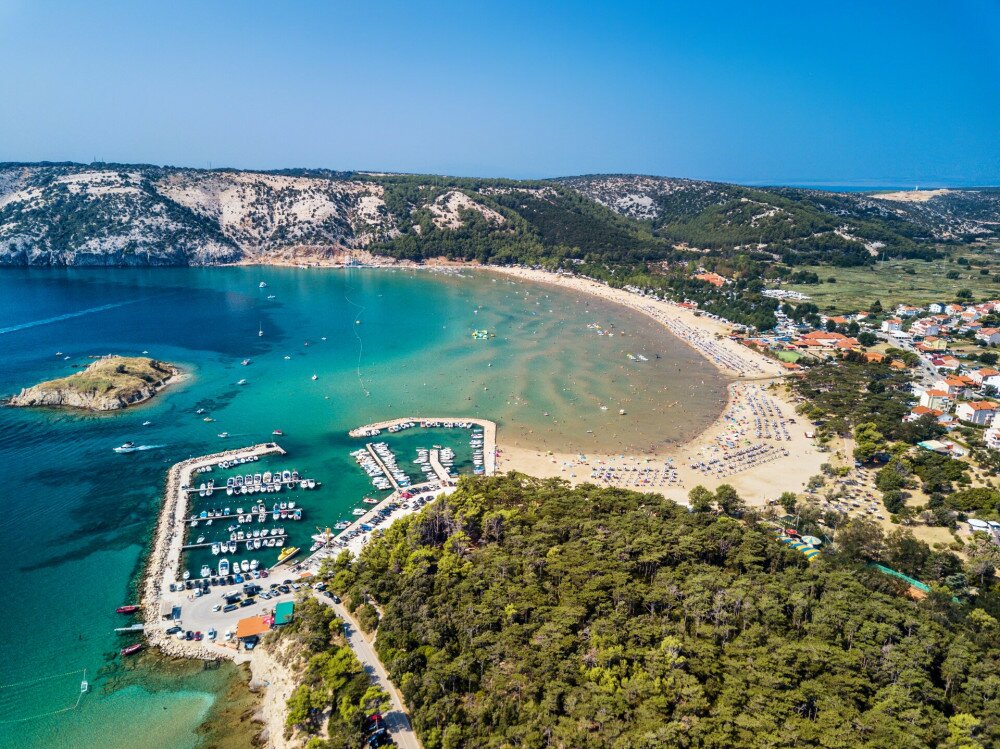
[218,558,230,576]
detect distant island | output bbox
[7,356,179,411]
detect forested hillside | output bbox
[2,163,994,270]
[319,474,1000,749]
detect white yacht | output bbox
[218,558,231,576]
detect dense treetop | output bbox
[315,474,999,749]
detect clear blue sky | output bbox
[1,1,997,185]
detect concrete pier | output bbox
[364,443,402,491]
[142,443,286,636]
[428,449,454,485]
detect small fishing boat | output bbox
[352,508,366,516]
[311,374,318,381]
[182,569,190,580]
[120,643,143,657]
[142,420,152,426]
[237,379,247,386]
[200,564,211,578]
[241,359,251,366]
[272,430,283,436]
[241,560,250,572]
[116,605,140,614]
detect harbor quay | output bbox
[139,418,498,661]
[142,442,286,658]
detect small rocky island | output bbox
[8,356,180,411]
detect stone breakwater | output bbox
[141,442,285,659]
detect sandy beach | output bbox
[487,266,826,506]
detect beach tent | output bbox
[274,601,295,626]
[779,536,821,561]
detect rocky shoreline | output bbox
[7,356,180,411]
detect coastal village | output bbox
[670,269,1000,541]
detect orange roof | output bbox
[864,352,886,363]
[236,615,271,639]
[925,389,950,397]
[693,272,727,287]
[944,376,967,386]
[912,406,943,416]
[962,401,999,411]
[976,368,1000,377]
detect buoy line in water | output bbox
[344,294,371,397]
[0,668,88,724]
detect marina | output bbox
[0,267,727,747]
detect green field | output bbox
[784,246,1000,312]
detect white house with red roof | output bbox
[956,401,999,426]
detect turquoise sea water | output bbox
[0,267,727,749]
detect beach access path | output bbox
[316,594,423,749]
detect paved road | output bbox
[875,331,938,384]
[315,595,422,749]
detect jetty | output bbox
[349,417,498,475]
[364,443,401,491]
[428,449,454,484]
[142,442,285,646]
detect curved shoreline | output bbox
[483,266,825,506]
[134,264,825,749]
